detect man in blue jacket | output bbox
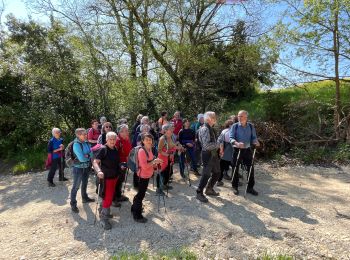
[230,110,259,196]
[70,128,95,213]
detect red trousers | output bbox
[102,178,118,208]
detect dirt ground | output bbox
[0,163,350,260]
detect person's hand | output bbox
[97,171,104,179]
[219,149,224,158]
[153,158,163,165]
[170,154,174,161]
[59,144,65,150]
[121,165,127,170]
[254,141,260,147]
[186,143,193,148]
[235,142,245,149]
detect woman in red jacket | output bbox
[131,133,162,223]
[113,124,132,206]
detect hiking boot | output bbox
[59,176,69,181]
[247,188,258,196]
[100,207,113,219]
[233,187,239,195]
[216,181,224,187]
[116,195,129,202]
[156,188,166,196]
[223,173,231,180]
[196,192,208,203]
[82,197,95,203]
[71,205,79,213]
[48,182,56,187]
[101,219,112,230]
[205,187,220,196]
[112,201,122,207]
[193,170,201,176]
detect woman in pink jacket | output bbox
[131,133,162,223]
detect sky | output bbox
[1,0,349,87]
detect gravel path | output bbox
[0,164,350,259]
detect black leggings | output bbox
[218,159,231,182]
[131,177,150,217]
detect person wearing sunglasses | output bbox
[97,122,113,145]
[70,128,95,213]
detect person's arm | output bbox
[251,124,259,146]
[73,143,88,162]
[93,147,105,178]
[158,137,169,156]
[199,127,219,151]
[229,125,236,145]
[138,149,155,170]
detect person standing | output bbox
[171,111,183,139]
[131,133,163,223]
[229,110,259,196]
[217,120,234,186]
[93,131,121,230]
[47,128,67,187]
[192,113,204,170]
[113,124,132,206]
[98,116,107,132]
[88,119,101,148]
[178,119,199,178]
[131,114,143,142]
[97,122,113,145]
[70,128,95,213]
[196,112,221,203]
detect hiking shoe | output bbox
[100,208,113,219]
[112,201,122,207]
[216,181,224,187]
[82,197,95,203]
[134,215,148,223]
[233,187,239,195]
[59,177,69,181]
[196,193,209,203]
[247,188,258,196]
[71,205,79,213]
[48,182,56,187]
[101,219,112,230]
[205,188,220,196]
[223,173,231,180]
[116,195,129,202]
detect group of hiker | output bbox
[46,110,259,230]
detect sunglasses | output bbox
[105,126,112,129]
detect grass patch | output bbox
[10,146,47,174]
[112,248,197,260]
[257,252,294,260]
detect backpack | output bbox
[127,145,149,173]
[65,141,83,168]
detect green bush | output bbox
[257,252,294,260]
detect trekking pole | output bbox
[94,179,101,226]
[122,168,129,195]
[231,149,241,182]
[184,150,191,187]
[244,148,257,199]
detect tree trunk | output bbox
[333,0,341,139]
